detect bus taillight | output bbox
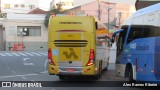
[86,49,94,66]
[48,48,55,65]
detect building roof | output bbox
[6,13,46,20]
[27,8,48,14]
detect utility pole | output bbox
[98,0,101,21]
[118,12,122,28]
[0,0,1,13]
[107,5,109,31]
[107,1,111,32]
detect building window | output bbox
[4,4,10,9]
[17,26,41,37]
[29,5,35,10]
[14,4,18,8]
[21,4,25,8]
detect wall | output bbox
[81,1,116,24]
[73,0,136,7]
[3,13,48,51]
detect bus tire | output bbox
[59,75,65,80]
[104,58,109,71]
[94,62,102,80]
[99,61,102,78]
[128,67,134,82]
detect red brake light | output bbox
[48,48,55,65]
[86,49,94,66]
[48,48,52,59]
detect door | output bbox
[116,27,128,64]
[115,26,128,77]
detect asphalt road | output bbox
[0,51,153,90]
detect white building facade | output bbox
[0,13,48,51]
[1,0,39,14]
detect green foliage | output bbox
[44,3,62,28]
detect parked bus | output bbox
[48,15,110,80]
[112,3,160,82]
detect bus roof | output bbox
[134,3,160,17]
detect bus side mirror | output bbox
[111,37,115,43]
[111,29,124,43]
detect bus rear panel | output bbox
[48,16,97,76]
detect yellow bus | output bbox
[48,15,110,80]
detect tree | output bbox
[44,3,62,28]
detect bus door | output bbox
[116,29,128,64]
[112,29,127,77]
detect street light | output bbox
[106,6,112,32]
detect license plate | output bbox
[66,68,75,72]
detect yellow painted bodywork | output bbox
[48,16,98,75]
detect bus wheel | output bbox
[59,75,65,80]
[99,62,102,78]
[94,62,102,80]
[128,67,134,82]
[104,58,109,71]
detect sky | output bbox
[39,0,137,10]
[39,0,53,10]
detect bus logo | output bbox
[63,48,78,59]
[130,43,136,49]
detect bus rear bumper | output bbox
[48,64,97,76]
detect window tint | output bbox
[127,25,160,44]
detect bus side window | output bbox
[127,26,145,44]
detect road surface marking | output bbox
[25,52,35,56]
[22,76,27,79]
[0,53,6,56]
[38,52,47,56]
[30,52,41,56]
[18,52,27,56]
[11,71,17,74]
[5,53,13,56]
[0,52,47,57]
[0,73,39,79]
[23,58,34,66]
[40,71,48,74]
[31,80,35,81]
[12,53,20,56]
[44,59,48,70]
